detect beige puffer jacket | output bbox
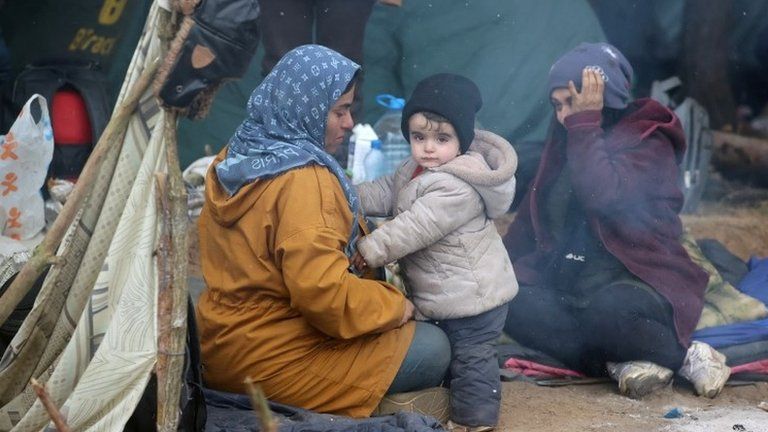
[356,130,519,319]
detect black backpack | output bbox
[4,58,110,179]
[155,0,260,119]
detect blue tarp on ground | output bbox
[694,319,768,349]
[693,256,768,350]
[739,257,768,306]
[203,388,445,432]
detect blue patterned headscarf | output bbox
[216,45,362,256]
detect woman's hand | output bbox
[568,67,605,115]
[351,251,368,273]
[400,299,415,326]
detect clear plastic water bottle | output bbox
[364,140,385,181]
[349,124,378,184]
[373,94,410,175]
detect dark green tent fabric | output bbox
[2,0,607,167]
[361,0,605,145]
[0,0,152,104]
[183,1,607,167]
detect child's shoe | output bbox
[445,420,494,432]
[678,341,730,398]
[372,387,449,424]
[606,361,673,399]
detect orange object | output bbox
[1,132,18,160]
[2,172,18,196]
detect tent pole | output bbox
[156,108,189,432]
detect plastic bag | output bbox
[0,94,54,243]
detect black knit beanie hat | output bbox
[401,73,483,153]
[547,42,634,109]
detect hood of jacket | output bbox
[204,152,269,227]
[433,129,518,218]
[608,98,687,163]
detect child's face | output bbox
[408,113,461,169]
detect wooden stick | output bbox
[155,7,189,431]
[244,378,278,432]
[155,171,174,432]
[30,378,70,432]
[155,126,173,432]
[0,59,160,327]
[155,108,189,432]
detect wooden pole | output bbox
[154,6,189,431]
[30,378,71,432]
[155,108,189,432]
[244,378,278,432]
[154,171,174,432]
[0,59,159,327]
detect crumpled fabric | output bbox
[203,388,445,432]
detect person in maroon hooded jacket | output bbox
[502,42,731,399]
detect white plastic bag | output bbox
[0,94,54,244]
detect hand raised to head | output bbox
[567,67,605,115]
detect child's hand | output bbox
[568,67,604,115]
[351,251,368,273]
[399,299,415,326]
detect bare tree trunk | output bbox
[681,0,736,130]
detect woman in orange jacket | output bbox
[195,45,450,418]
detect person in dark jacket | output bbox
[502,42,730,399]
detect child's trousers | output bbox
[436,303,508,427]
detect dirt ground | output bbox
[497,380,768,432]
[188,174,768,432]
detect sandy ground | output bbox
[188,175,768,432]
[497,380,768,432]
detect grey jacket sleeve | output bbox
[357,175,483,267]
[356,174,395,217]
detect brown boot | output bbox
[372,387,449,424]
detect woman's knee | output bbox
[412,321,451,371]
[387,322,450,393]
